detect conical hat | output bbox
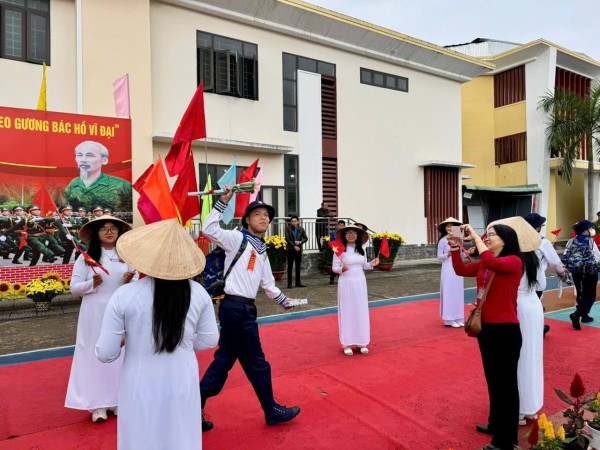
[116,219,206,280]
[437,217,462,234]
[335,224,369,245]
[79,215,132,245]
[487,216,541,252]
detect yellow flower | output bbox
[0,282,10,293]
[556,426,565,440]
[544,422,555,440]
[538,413,548,428]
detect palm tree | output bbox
[538,81,600,219]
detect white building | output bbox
[0,0,493,244]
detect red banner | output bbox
[0,106,132,213]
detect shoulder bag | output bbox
[464,272,496,338]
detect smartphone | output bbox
[450,225,465,239]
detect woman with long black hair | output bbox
[66,216,135,423]
[95,219,219,450]
[332,224,379,356]
[449,217,540,450]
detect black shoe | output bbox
[475,423,493,435]
[11,260,22,265]
[42,256,56,263]
[543,324,550,336]
[265,403,301,426]
[570,313,581,330]
[581,315,594,323]
[287,285,294,289]
[201,410,213,433]
[295,284,306,288]
[329,280,334,285]
[481,445,502,450]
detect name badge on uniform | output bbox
[247,249,257,271]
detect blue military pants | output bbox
[200,296,274,411]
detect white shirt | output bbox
[202,200,286,304]
[535,237,566,291]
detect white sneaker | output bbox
[359,347,369,355]
[450,322,461,328]
[92,409,108,423]
[343,347,353,356]
[457,321,465,327]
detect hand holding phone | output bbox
[450,225,465,239]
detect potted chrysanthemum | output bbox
[25,273,67,312]
[264,235,287,280]
[371,232,406,271]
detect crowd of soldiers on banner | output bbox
[0,204,122,266]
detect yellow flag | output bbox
[200,174,213,224]
[37,62,47,111]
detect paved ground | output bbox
[0,259,580,356]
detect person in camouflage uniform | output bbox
[7,206,32,264]
[77,207,91,225]
[63,141,132,213]
[59,205,77,264]
[0,209,12,258]
[23,205,63,266]
[92,206,104,218]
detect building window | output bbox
[495,132,527,165]
[360,68,408,92]
[282,52,336,132]
[197,31,258,100]
[284,155,299,215]
[494,65,525,108]
[0,0,49,64]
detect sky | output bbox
[308,0,600,61]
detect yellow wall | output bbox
[546,171,557,239]
[554,171,585,239]
[494,101,526,138]
[495,161,527,186]
[461,77,495,186]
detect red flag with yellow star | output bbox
[328,240,346,257]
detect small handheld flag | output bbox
[329,240,346,258]
[550,228,562,245]
[72,240,109,275]
[379,237,390,259]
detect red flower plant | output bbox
[554,372,595,442]
[570,373,586,398]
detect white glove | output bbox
[0,235,6,242]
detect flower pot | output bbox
[272,271,285,281]
[585,422,600,449]
[562,433,589,450]
[377,262,394,271]
[34,301,51,312]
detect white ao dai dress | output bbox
[95,277,219,450]
[333,244,373,347]
[517,273,544,417]
[65,248,135,410]
[437,236,465,325]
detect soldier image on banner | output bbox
[6,206,33,264]
[23,205,64,266]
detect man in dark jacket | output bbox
[285,215,308,288]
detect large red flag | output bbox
[33,181,57,216]
[379,236,390,258]
[172,152,200,226]
[165,82,207,176]
[143,157,179,222]
[234,158,259,217]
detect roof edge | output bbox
[278,0,495,70]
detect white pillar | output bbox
[297,70,323,218]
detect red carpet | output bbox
[2,299,600,450]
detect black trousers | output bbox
[200,296,274,411]
[478,323,522,450]
[316,222,327,251]
[571,271,598,317]
[287,250,302,286]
